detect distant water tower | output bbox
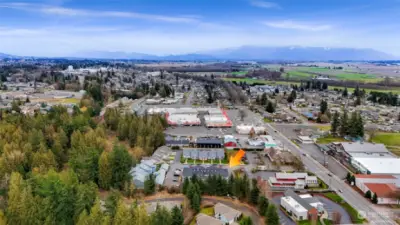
[67,65,74,71]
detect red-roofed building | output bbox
[364,183,399,205]
[355,174,399,193]
[354,174,400,204]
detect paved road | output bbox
[145,196,262,225]
[244,108,396,224]
[265,123,396,225]
[185,90,194,106]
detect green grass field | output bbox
[231,71,248,75]
[371,132,400,156]
[316,135,347,144]
[286,71,313,79]
[371,132,400,146]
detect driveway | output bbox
[317,196,352,224]
[271,197,296,225]
[272,195,352,225]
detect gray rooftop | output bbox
[341,142,389,154]
[183,166,229,179]
[284,190,314,211]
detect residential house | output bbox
[214,203,242,224]
[196,214,223,225]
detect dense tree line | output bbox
[255,93,276,113]
[331,110,364,138]
[182,174,280,225]
[0,104,147,223]
[368,91,399,106]
[104,108,167,157]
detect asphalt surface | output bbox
[265,122,396,225]
[242,108,396,224]
[145,196,262,225]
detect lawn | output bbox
[286,71,313,79]
[316,135,346,144]
[371,132,400,146]
[314,124,331,132]
[231,71,248,75]
[322,193,365,224]
[264,118,273,123]
[334,73,382,83]
[371,132,400,156]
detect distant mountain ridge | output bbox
[0,46,396,61]
[69,46,397,61]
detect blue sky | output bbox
[0,0,399,56]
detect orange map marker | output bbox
[229,149,245,167]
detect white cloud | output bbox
[250,1,280,9]
[263,20,332,31]
[0,2,199,23]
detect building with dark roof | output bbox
[183,166,229,179]
[195,137,223,148]
[165,136,190,147]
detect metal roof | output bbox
[284,190,314,211]
[341,142,389,153]
[183,166,229,178]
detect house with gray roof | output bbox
[214,203,241,224]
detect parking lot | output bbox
[273,124,348,179]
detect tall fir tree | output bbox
[331,111,340,135]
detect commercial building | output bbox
[214,203,241,224]
[165,136,190,147]
[355,174,400,204]
[335,142,394,161]
[224,135,238,148]
[268,173,318,190]
[183,166,229,179]
[351,158,400,175]
[195,137,223,148]
[236,124,266,135]
[297,136,314,144]
[280,190,320,221]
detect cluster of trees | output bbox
[104,108,167,157]
[245,69,282,80]
[364,190,378,204]
[368,91,399,106]
[287,90,297,103]
[331,110,364,138]
[78,189,184,225]
[204,84,216,104]
[150,82,175,98]
[182,174,280,225]
[316,100,330,123]
[301,80,329,91]
[255,93,276,113]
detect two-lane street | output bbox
[264,122,397,225]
